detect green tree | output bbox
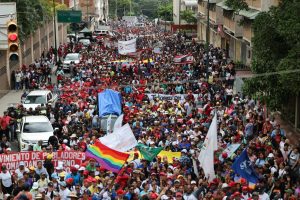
[243,0,300,110]
[0,0,68,43]
[180,9,197,24]
[225,0,249,12]
[109,0,161,19]
[157,1,173,21]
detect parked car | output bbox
[78,38,91,46]
[63,53,81,71]
[17,115,54,151]
[22,90,58,110]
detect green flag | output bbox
[136,143,163,161]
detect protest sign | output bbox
[118,38,137,55]
[0,151,85,170]
[147,93,199,102]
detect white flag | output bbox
[198,113,218,181]
[107,114,112,134]
[113,114,124,131]
[100,123,137,152]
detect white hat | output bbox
[19,161,25,166]
[267,153,274,158]
[221,183,229,188]
[181,149,187,153]
[32,182,39,189]
[149,141,155,145]
[79,166,85,171]
[161,195,169,200]
[70,134,77,138]
[191,180,197,184]
[56,165,63,170]
[63,139,68,144]
[74,164,80,169]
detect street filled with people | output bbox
[0,20,299,200]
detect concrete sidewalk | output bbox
[274,113,300,148]
[0,90,23,115]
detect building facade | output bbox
[173,0,198,25]
[197,0,280,66]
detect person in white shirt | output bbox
[0,165,13,194]
[59,181,71,200]
[15,161,29,180]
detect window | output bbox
[23,122,53,133]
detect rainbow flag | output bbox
[86,140,129,173]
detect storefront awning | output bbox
[216,1,234,11]
[184,0,198,7]
[238,9,260,20]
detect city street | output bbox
[0,0,299,200]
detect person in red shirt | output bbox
[0,111,13,141]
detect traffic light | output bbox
[7,20,19,61]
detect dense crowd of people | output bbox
[0,20,299,200]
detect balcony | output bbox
[245,0,262,11]
[223,16,235,32]
[243,23,252,43]
[198,1,206,15]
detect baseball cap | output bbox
[176,192,183,197]
[19,161,25,166]
[59,181,67,187]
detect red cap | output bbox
[117,190,125,195]
[150,193,158,199]
[70,166,77,172]
[176,192,183,197]
[222,152,228,159]
[240,178,247,185]
[92,178,97,183]
[159,172,167,176]
[99,167,106,172]
[83,170,89,176]
[242,186,248,191]
[232,192,241,197]
[229,182,236,187]
[66,178,73,184]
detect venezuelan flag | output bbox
[86,140,129,173]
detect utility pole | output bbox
[129,0,132,16]
[206,0,210,81]
[164,0,167,32]
[52,0,57,62]
[178,0,181,26]
[115,0,118,19]
[86,0,89,27]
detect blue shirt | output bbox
[65,173,80,185]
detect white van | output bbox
[17,115,54,151]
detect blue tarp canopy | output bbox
[98,89,122,117]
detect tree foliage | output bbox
[108,0,171,20]
[225,0,249,12]
[0,0,67,43]
[180,9,197,24]
[243,0,300,110]
[157,1,173,21]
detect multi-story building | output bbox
[173,0,198,25]
[197,0,280,66]
[95,0,109,22]
[79,0,95,21]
